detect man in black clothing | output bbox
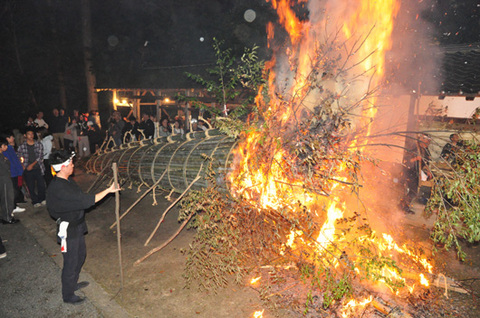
[138,112,154,139]
[46,150,118,304]
[440,133,464,164]
[122,116,139,142]
[400,133,433,213]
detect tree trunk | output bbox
[46,0,68,111]
[81,0,98,111]
[8,2,38,109]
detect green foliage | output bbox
[425,139,480,260]
[184,38,265,114]
[180,187,246,290]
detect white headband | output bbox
[52,152,75,172]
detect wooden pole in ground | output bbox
[109,169,167,229]
[112,162,124,289]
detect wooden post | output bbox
[185,102,190,132]
[112,163,124,289]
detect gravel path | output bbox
[0,218,102,317]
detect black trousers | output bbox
[61,227,86,301]
[43,159,53,186]
[24,169,46,205]
[11,176,24,205]
[0,176,14,222]
[0,234,5,254]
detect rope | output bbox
[152,187,157,206]
[165,188,175,201]
[435,273,449,299]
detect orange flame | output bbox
[250,276,262,284]
[342,0,400,135]
[230,0,432,305]
[341,296,373,317]
[252,309,264,318]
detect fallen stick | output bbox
[112,163,124,290]
[109,169,167,229]
[265,283,299,299]
[134,211,194,266]
[371,299,412,318]
[143,163,204,246]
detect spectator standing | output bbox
[173,120,184,136]
[110,112,125,146]
[440,133,464,164]
[90,111,101,129]
[34,111,49,129]
[64,118,78,152]
[158,118,171,137]
[0,137,20,224]
[400,133,432,214]
[123,116,139,142]
[72,109,80,123]
[25,115,38,129]
[197,120,208,131]
[37,128,54,186]
[17,128,46,208]
[77,114,90,157]
[1,132,26,211]
[86,122,102,154]
[50,108,66,150]
[138,113,154,139]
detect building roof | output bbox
[440,43,480,96]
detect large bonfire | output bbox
[182,0,438,317]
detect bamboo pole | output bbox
[134,210,194,266]
[112,163,124,290]
[143,164,204,246]
[109,168,168,229]
[86,163,110,193]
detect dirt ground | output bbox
[25,168,480,318]
[29,169,264,318]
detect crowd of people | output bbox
[0,108,212,226]
[107,110,210,146]
[0,106,211,303]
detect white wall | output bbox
[417,95,480,118]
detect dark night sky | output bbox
[0,0,479,129]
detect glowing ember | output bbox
[316,203,344,250]
[420,273,429,287]
[252,309,264,318]
[341,296,373,318]
[250,276,262,284]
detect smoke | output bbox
[387,0,442,95]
